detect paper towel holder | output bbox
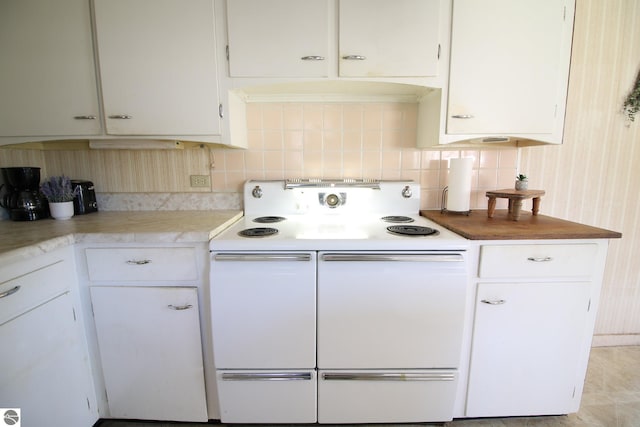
[441,186,471,215]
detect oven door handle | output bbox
[213,253,312,262]
[322,372,455,381]
[321,253,464,262]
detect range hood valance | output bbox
[233,80,439,104]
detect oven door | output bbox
[317,251,468,369]
[317,251,467,423]
[210,251,317,369]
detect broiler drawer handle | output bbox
[222,372,312,381]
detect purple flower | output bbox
[40,175,79,203]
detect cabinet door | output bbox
[466,282,591,417]
[226,0,329,77]
[447,0,573,135]
[339,0,440,77]
[94,0,220,135]
[0,0,100,137]
[90,286,208,421]
[0,292,97,427]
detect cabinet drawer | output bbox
[479,244,598,278]
[86,247,198,282]
[0,260,70,325]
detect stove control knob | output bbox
[252,185,263,198]
[326,193,340,207]
[402,185,412,198]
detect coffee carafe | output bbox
[0,167,50,221]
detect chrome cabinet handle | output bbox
[342,55,366,60]
[527,256,553,262]
[451,114,474,119]
[322,373,454,381]
[481,299,506,305]
[222,372,312,381]
[301,55,325,61]
[218,104,224,119]
[126,259,152,265]
[108,114,132,119]
[0,285,20,299]
[168,304,193,311]
[74,115,97,120]
[214,253,312,262]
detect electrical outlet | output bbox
[190,175,210,188]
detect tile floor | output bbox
[95,346,640,427]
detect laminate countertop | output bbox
[421,209,622,240]
[0,210,243,264]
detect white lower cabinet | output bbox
[216,370,317,423]
[0,248,97,427]
[464,241,607,417]
[90,286,208,422]
[467,282,591,416]
[0,293,96,427]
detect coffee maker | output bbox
[0,167,50,221]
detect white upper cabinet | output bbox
[339,0,440,78]
[225,0,442,80]
[94,0,221,136]
[226,0,329,77]
[0,0,101,137]
[445,0,575,144]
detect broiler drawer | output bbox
[479,244,598,278]
[216,369,317,423]
[85,247,197,281]
[318,369,458,423]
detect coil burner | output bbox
[253,216,287,223]
[386,225,439,237]
[381,216,415,223]
[238,227,279,238]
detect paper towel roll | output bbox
[447,157,473,212]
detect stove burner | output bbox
[381,215,415,223]
[386,225,439,237]
[253,216,286,223]
[238,227,279,238]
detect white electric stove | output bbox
[209,179,466,251]
[210,179,469,424]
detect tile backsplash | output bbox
[0,102,518,211]
[213,102,518,210]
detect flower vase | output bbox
[515,180,528,191]
[49,201,74,220]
